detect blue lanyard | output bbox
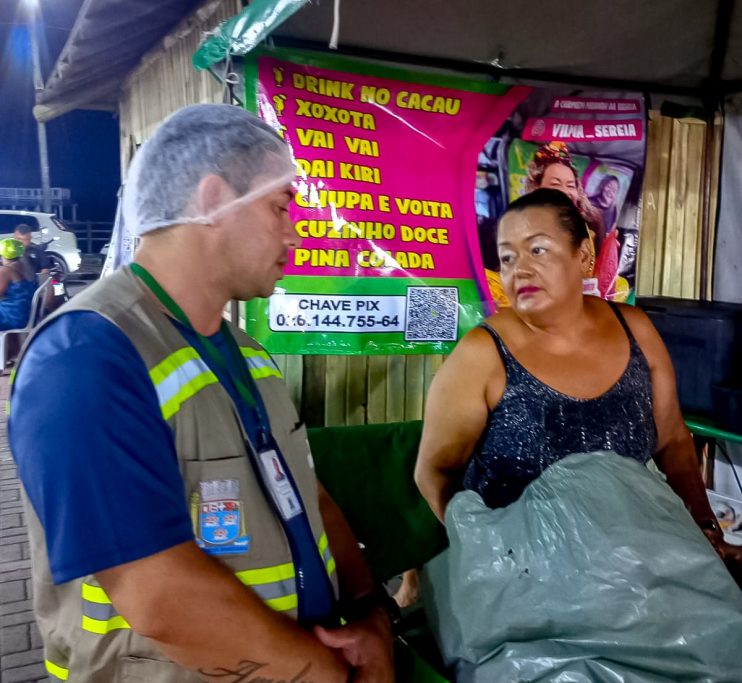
[131,263,337,624]
[130,262,271,448]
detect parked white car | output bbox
[0,210,81,273]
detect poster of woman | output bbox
[476,90,646,308]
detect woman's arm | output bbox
[414,327,503,522]
[609,306,742,577]
[620,306,718,525]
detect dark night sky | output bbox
[0,0,119,221]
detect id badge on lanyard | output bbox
[206,340,307,524]
[255,442,302,521]
[130,262,307,523]
[215,338,307,524]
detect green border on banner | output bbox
[243,45,509,113]
[245,276,485,355]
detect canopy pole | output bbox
[700,0,734,300]
[700,117,716,301]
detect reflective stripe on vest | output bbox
[81,583,131,634]
[5,367,15,416]
[80,534,336,630]
[149,346,282,420]
[318,530,336,577]
[241,347,282,380]
[45,658,70,681]
[236,561,299,612]
[235,532,336,613]
[149,347,218,421]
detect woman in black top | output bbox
[415,188,739,567]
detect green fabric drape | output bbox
[308,420,448,583]
[193,0,308,70]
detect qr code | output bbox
[405,287,459,341]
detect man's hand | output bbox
[314,609,394,682]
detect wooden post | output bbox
[699,115,716,301]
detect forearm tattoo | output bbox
[198,660,315,683]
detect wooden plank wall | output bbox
[270,354,445,427]
[118,0,242,173]
[119,24,723,429]
[636,111,723,300]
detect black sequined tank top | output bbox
[462,303,657,509]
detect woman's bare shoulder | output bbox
[457,309,518,350]
[610,301,654,335]
[425,320,504,413]
[452,322,495,359]
[595,299,666,362]
[443,315,511,384]
[443,316,507,372]
[482,307,521,333]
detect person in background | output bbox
[524,141,605,253]
[416,188,742,567]
[0,238,37,330]
[13,223,51,279]
[14,222,64,316]
[10,104,394,683]
[588,174,621,238]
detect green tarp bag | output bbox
[423,451,742,682]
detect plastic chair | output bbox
[0,277,52,374]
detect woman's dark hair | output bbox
[502,188,590,248]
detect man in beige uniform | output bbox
[10,104,394,682]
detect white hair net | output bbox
[122,104,295,236]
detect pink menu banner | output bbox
[549,97,642,114]
[523,117,644,143]
[257,56,529,281]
